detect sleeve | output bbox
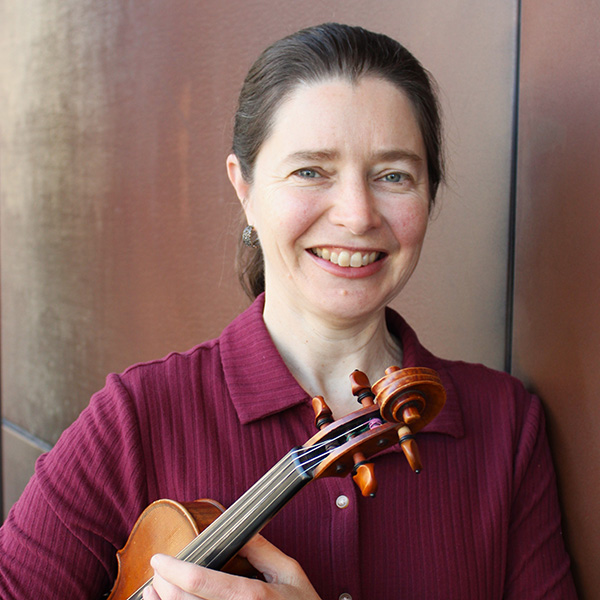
[0,374,149,599]
[503,392,578,599]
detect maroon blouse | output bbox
[0,294,576,599]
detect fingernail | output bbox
[150,554,163,569]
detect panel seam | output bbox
[505,0,523,373]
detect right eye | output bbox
[294,168,321,179]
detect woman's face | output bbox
[228,76,430,325]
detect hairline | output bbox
[240,71,428,182]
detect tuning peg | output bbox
[353,463,378,497]
[397,426,423,474]
[349,370,376,407]
[312,396,334,430]
[351,452,378,497]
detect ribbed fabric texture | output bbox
[0,295,576,599]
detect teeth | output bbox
[350,252,363,267]
[312,248,380,267]
[338,251,351,267]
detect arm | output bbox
[144,534,322,600]
[0,375,148,599]
[504,394,577,598]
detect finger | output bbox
[150,553,261,600]
[237,535,309,586]
[142,583,162,600]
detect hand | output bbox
[143,534,322,599]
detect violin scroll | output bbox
[371,366,446,432]
[309,366,446,491]
[372,366,445,473]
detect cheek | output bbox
[261,192,320,237]
[391,203,429,246]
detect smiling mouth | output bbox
[310,247,382,267]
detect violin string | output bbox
[181,418,373,566]
[180,451,316,563]
[183,416,373,560]
[126,418,378,599]
[181,456,299,565]
[185,455,313,567]
[126,454,310,598]
[196,423,373,569]
[189,415,371,554]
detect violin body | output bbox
[107,498,259,600]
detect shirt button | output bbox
[336,494,350,509]
[339,594,352,600]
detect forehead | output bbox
[260,76,425,159]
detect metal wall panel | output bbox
[512,2,600,597]
[1,0,517,534]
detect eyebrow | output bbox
[282,148,424,165]
[282,150,340,164]
[373,149,424,164]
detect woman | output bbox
[0,23,576,599]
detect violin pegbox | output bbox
[309,366,446,496]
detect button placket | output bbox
[327,478,361,600]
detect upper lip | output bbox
[309,244,385,254]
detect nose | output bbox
[328,175,381,235]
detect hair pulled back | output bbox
[233,23,444,300]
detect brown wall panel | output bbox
[512,2,600,597]
[1,0,518,542]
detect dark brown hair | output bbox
[233,23,444,299]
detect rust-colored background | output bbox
[512,1,600,595]
[1,1,598,597]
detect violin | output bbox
[107,366,446,600]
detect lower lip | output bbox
[307,251,386,279]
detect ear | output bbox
[226,154,253,220]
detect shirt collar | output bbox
[220,294,308,424]
[220,294,463,439]
[385,308,464,439]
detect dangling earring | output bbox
[242,224,260,248]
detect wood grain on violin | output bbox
[106,367,446,600]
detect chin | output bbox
[308,288,389,323]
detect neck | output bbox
[263,294,402,418]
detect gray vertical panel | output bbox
[1,0,516,516]
[2,424,50,520]
[513,1,600,597]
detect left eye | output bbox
[381,172,409,183]
[295,168,320,178]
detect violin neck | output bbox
[177,447,312,570]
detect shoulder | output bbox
[98,336,226,436]
[389,308,536,412]
[388,309,542,445]
[118,336,223,389]
[113,296,268,407]
[440,355,532,402]
[439,356,538,419]
[433,355,548,472]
